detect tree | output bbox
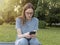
[35,0,49,20]
[35,0,60,26]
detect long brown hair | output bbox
[19,3,34,25]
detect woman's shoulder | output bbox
[32,17,39,22]
[16,16,21,21]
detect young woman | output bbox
[15,3,41,45]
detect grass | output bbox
[0,24,16,42]
[0,24,60,45]
[37,27,60,45]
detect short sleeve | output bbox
[34,18,39,30]
[15,18,21,29]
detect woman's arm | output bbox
[17,28,31,38]
[16,18,31,38]
[16,18,25,38]
[17,28,24,38]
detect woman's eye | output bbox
[26,12,33,14]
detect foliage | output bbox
[35,0,60,26]
[39,20,46,28]
[0,18,4,25]
[2,10,16,23]
[0,0,60,26]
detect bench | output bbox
[0,42,15,45]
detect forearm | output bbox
[17,34,26,38]
[17,28,26,38]
[18,32,30,38]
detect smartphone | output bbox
[29,31,36,35]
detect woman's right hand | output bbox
[24,32,31,38]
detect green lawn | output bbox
[0,24,60,45]
[37,27,60,45]
[0,24,16,42]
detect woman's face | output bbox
[25,8,34,20]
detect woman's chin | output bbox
[27,18,31,20]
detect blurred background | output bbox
[0,0,60,45]
[0,0,60,27]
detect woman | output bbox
[15,3,41,45]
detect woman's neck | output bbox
[26,18,32,21]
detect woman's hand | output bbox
[24,32,31,38]
[30,30,37,38]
